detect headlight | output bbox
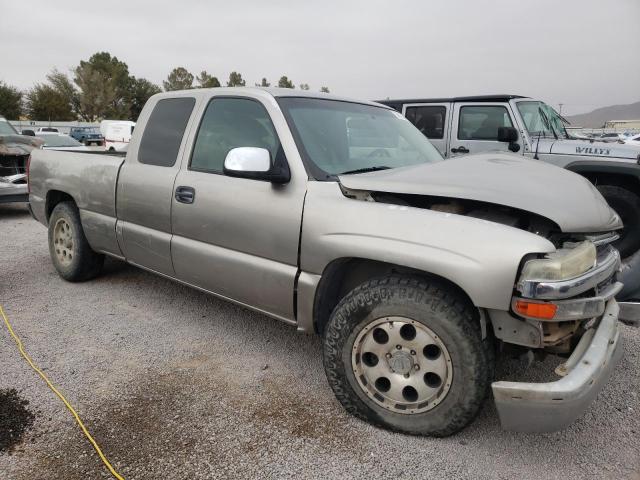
[521,241,596,281]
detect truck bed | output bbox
[29,149,126,256]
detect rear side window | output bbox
[405,106,446,139]
[138,97,195,167]
[458,105,513,140]
[190,97,281,173]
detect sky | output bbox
[1,0,639,116]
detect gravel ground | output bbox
[0,202,639,479]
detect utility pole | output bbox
[558,103,564,115]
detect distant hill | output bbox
[565,101,640,128]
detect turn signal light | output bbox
[514,300,557,320]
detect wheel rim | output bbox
[53,218,74,266]
[352,316,453,414]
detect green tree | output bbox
[320,86,330,93]
[196,71,221,88]
[75,52,131,119]
[0,81,23,119]
[278,76,294,89]
[227,71,246,87]
[299,83,310,91]
[127,77,162,120]
[47,69,82,116]
[74,64,117,121]
[163,67,194,91]
[255,78,270,87]
[25,84,75,121]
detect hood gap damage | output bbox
[340,184,617,249]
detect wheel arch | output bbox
[45,190,77,222]
[565,161,640,191]
[311,257,477,335]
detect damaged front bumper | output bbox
[492,299,623,432]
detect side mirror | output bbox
[22,129,35,136]
[497,126,518,143]
[497,126,520,152]
[223,147,290,184]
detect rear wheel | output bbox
[48,201,104,282]
[597,184,640,258]
[323,275,493,436]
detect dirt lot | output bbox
[0,202,639,479]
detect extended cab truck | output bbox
[28,88,638,435]
[379,96,640,299]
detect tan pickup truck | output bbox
[27,88,638,436]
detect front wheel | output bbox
[323,276,493,437]
[597,184,640,259]
[48,201,104,282]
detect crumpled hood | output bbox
[0,134,44,156]
[535,137,640,160]
[338,153,622,233]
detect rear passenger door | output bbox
[116,95,197,276]
[402,103,451,157]
[450,103,520,157]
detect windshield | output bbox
[516,101,568,139]
[277,98,443,179]
[0,118,18,135]
[36,134,83,147]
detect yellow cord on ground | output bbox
[0,305,124,480]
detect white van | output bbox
[101,120,136,152]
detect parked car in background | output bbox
[101,120,135,152]
[598,132,626,143]
[69,126,104,146]
[35,133,90,151]
[36,127,59,133]
[0,115,42,203]
[28,87,638,435]
[379,95,640,300]
[625,133,640,144]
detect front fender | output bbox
[565,160,640,181]
[301,182,555,311]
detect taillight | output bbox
[26,154,31,193]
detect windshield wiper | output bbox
[538,107,558,140]
[339,166,391,175]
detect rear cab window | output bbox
[138,97,195,167]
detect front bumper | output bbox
[492,299,622,432]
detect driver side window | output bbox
[458,106,513,141]
[190,97,281,173]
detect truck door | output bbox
[402,103,451,157]
[170,95,306,322]
[116,96,197,276]
[450,103,521,157]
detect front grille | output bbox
[0,155,28,177]
[585,232,620,248]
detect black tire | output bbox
[323,275,493,437]
[48,201,104,282]
[597,184,640,259]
